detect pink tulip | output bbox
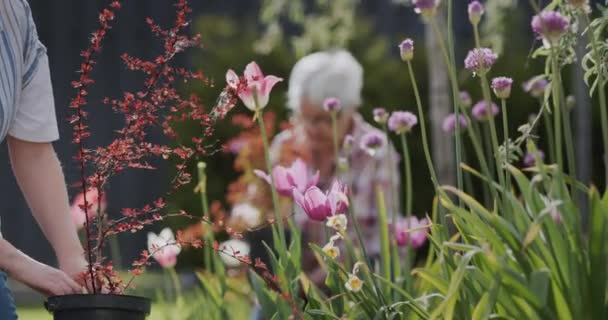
[147,228,181,269]
[226,61,283,112]
[293,180,349,221]
[393,216,429,249]
[254,158,319,197]
[70,189,107,229]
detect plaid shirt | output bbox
[270,112,400,255]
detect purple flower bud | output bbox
[442,113,469,134]
[468,1,484,25]
[491,77,513,99]
[323,97,341,112]
[343,134,354,152]
[360,132,386,157]
[399,39,414,61]
[413,0,440,17]
[531,11,569,45]
[460,91,472,108]
[464,48,498,74]
[523,150,545,167]
[388,111,418,134]
[472,100,500,121]
[522,77,549,98]
[373,108,389,124]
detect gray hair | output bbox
[287,50,363,111]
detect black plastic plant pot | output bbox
[45,294,151,320]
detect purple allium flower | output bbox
[460,91,472,108]
[468,1,484,25]
[464,48,498,74]
[491,77,513,99]
[531,11,569,45]
[399,38,415,61]
[343,134,354,152]
[388,111,418,134]
[373,108,389,124]
[360,132,386,157]
[523,150,545,167]
[522,77,549,98]
[323,97,341,112]
[472,100,500,121]
[442,113,469,134]
[413,0,440,17]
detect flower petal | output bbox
[225,69,239,89]
[244,61,264,83]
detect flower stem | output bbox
[256,113,287,253]
[501,99,512,194]
[407,61,439,188]
[376,185,391,297]
[550,48,564,198]
[480,73,506,191]
[542,101,556,164]
[197,162,213,272]
[168,267,183,308]
[399,134,413,215]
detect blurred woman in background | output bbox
[269,49,400,286]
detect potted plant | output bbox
[43,0,230,318]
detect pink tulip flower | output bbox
[254,158,319,197]
[147,228,181,269]
[393,216,429,249]
[226,61,283,112]
[293,180,349,221]
[70,188,107,229]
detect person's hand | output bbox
[9,258,83,297]
[59,254,95,293]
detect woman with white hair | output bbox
[268,49,400,286]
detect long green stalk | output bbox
[500,99,512,195]
[550,49,564,198]
[407,61,439,188]
[376,185,391,297]
[256,113,287,254]
[197,162,213,272]
[542,103,556,164]
[480,73,506,189]
[400,133,413,215]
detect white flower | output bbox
[345,274,363,292]
[231,202,261,229]
[147,228,181,269]
[326,214,348,232]
[219,239,251,268]
[322,242,341,259]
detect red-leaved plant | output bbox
[69,0,289,300]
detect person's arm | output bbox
[6,137,88,286]
[0,238,82,296]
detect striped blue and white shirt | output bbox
[0,0,58,143]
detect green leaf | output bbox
[528,270,549,307]
[588,187,607,319]
[472,275,500,320]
